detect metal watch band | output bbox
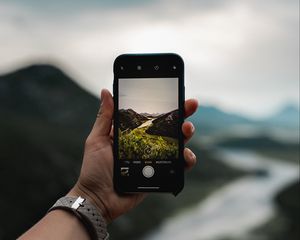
[48,196,109,240]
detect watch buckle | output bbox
[71,196,85,210]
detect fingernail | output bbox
[100,90,105,106]
[100,89,104,100]
[191,124,195,133]
[189,149,196,161]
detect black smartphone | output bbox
[113,53,185,196]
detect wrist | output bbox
[48,195,109,240]
[68,183,111,224]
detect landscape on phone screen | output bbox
[118,78,179,160]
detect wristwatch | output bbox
[48,196,109,240]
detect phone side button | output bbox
[142,166,155,178]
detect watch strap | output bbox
[48,196,109,240]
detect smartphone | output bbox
[113,53,185,196]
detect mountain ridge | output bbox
[119,108,148,130]
[264,104,299,128]
[0,64,99,131]
[0,64,100,239]
[146,109,179,138]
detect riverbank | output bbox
[143,150,299,240]
[217,135,300,163]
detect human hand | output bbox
[68,89,198,223]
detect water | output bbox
[144,150,299,240]
[138,119,155,128]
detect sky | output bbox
[0,0,299,118]
[119,78,178,113]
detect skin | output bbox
[19,89,198,240]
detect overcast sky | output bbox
[119,78,178,113]
[0,0,298,118]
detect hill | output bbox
[0,64,98,129]
[0,64,99,239]
[119,108,148,130]
[146,109,178,138]
[188,105,254,135]
[188,104,299,143]
[263,104,299,129]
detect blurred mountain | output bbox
[188,104,299,142]
[263,104,299,129]
[0,64,99,239]
[193,105,252,125]
[0,64,99,131]
[188,105,255,136]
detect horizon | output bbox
[0,0,299,118]
[119,107,178,115]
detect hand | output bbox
[68,89,198,223]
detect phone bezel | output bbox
[113,53,185,196]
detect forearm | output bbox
[18,210,91,240]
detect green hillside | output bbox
[119,126,178,160]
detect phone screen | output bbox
[118,78,179,169]
[113,53,184,194]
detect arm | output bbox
[19,210,91,240]
[19,89,198,240]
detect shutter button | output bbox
[142,166,155,178]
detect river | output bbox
[143,150,299,240]
[138,119,155,128]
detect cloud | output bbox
[0,0,298,117]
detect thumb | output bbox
[91,89,114,137]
